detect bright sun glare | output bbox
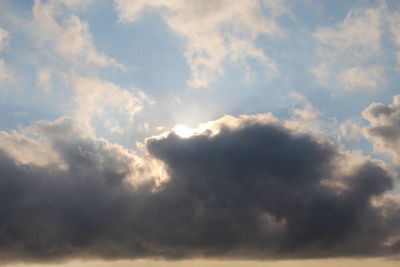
[173,124,194,138]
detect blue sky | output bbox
[1,0,400,266]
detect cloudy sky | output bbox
[1,0,400,266]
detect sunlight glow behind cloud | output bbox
[1,0,400,266]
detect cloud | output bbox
[261,0,290,18]
[338,66,386,91]
[339,119,362,141]
[71,76,152,133]
[314,7,382,61]
[0,26,9,51]
[26,1,145,135]
[288,92,319,122]
[0,114,399,262]
[32,0,125,71]
[0,129,62,167]
[146,115,398,257]
[114,0,283,87]
[313,4,386,91]
[363,95,400,164]
[0,118,147,262]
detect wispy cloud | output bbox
[32,0,125,71]
[71,76,152,133]
[313,4,386,91]
[115,0,284,88]
[338,65,386,91]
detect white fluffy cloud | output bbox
[115,0,284,87]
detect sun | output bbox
[173,124,194,138]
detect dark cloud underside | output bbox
[0,116,399,263]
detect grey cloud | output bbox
[0,118,145,262]
[145,118,396,257]
[0,116,399,263]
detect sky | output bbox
[1,0,400,266]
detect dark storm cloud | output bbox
[0,115,399,263]
[145,117,398,258]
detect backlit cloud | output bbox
[0,115,399,262]
[71,77,148,130]
[1,1,400,265]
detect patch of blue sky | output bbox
[83,2,189,97]
[0,1,69,129]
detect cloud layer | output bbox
[0,115,399,263]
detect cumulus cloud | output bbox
[146,115,399,257]
[0,118,149,262]
[363,95,400,164]
[114,0,283,87]
[0,114,399,262]
[313,4,387,91]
